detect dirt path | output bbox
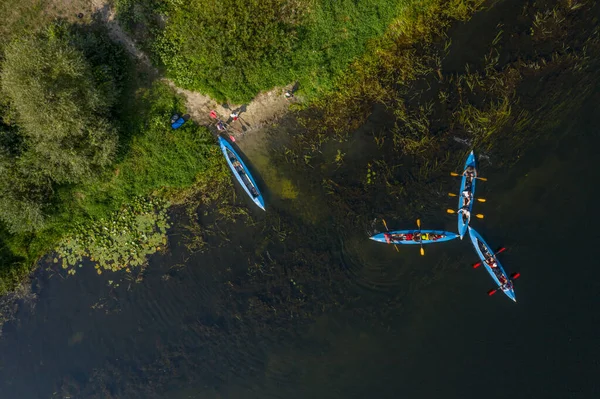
[88,0,297,139]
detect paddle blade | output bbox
[487,288,498,296]
[420,247,425,256]
[473,262,482,269]
[416,219,421,229]
[475,214,485,219]
[450,172,460,177]
[382,219,389,231]
[478,177,488,181]
[477,198,486,202]
[511,272,521,280]
[394,245,400,253]
[448,193,457,197]
[446,209,456,214]
[496,247,507,254]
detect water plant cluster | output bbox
[55,197,170,274]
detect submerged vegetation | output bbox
[280,0,600,221]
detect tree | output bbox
[0,30,118,184]
[0,26,122,232]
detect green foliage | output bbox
[117,0,404,103]
[0,23,127,233]
[57,82,219,219]
[56,197,170,274]
[0,19,225,292]
[1,28,118,184]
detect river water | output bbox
[1,2,599,399]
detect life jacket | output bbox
[384,233,392,244]
[406,233,413,240]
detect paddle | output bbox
[450,172,488,181]
[382,219,400,252]
[473,247,506,268]
[448,193,486,202]
[487,272,520,296]
[416,219,424,256]
[446,209,484,219]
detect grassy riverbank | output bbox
[0,0,489,295]
[115,0,445,103]
[0,16,231,293]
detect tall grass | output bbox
[117,0,411,103]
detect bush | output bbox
[118,0,403,103]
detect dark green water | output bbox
[0,2,599,398]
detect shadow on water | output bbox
[0,1,599,399]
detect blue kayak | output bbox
[467,227,516,302]
[370,230,459,245]
[457,151,477,239]
[218,136,265,210]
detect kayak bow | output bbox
[218,136,265,210]
[467,227,516,302]
[370,230,459,245]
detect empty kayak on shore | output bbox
[370,230,459,245]
[218,136,265,211]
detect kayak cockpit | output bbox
[226,149,259,198]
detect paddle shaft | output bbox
[473,247,506,268]
[382,219,400,252]
[450,172,487,181]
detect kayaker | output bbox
[404,233,414,241]
[412,234,421,242]
[384,232,392,243]
[462,189,472,207]
[463,166,476,178]
[459,208,470,222]
[216,121,226,131]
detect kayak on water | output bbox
[218,136,265,211]
[457,150,477,239]
[467,226,517,302]
[370,230,459,245]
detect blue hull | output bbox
[370,230,459,245]
[467,227,516,302]
[457,151,477,239]
[218,136,265,210]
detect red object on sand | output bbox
[210,110,217,119]
[230,135,236,142]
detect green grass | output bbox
[117,0,414,103]
[0,77,226,295]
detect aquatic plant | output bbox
[55,197,170,274]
